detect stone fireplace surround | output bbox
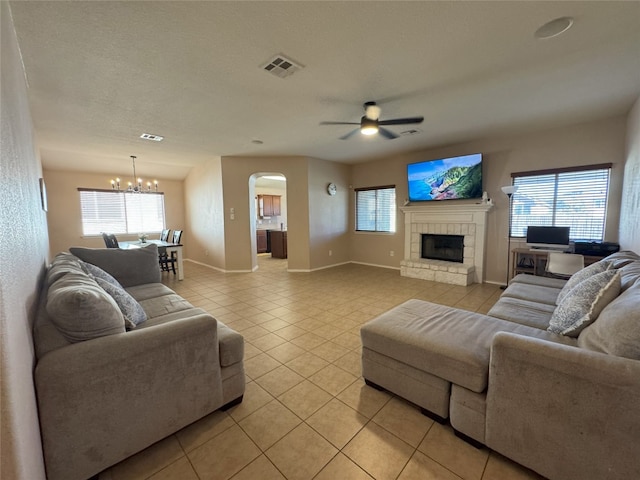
[400,203,493,285]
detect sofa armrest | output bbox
[35,313,223,480]
[486,332,640,480]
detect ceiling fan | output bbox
[320,101,424,140]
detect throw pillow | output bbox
[80,260,120,287]
[45,252,86,286]
[555,260,610,305]
[548,269,621,337]
[95,277,147,328]
[46,272,125,343]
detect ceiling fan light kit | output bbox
[320,101,423,140]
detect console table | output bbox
[510,248,602,280]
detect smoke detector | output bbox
[140,133,164,142]
[261,54,303,78]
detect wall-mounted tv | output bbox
[407,153,483,202]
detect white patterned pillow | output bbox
[556,261,610,305]
[80,260,120,287]
[95,277,147,328]
[548,269,621,337]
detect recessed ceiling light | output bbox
[534,16,574,39]
[140,133,164,142]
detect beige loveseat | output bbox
[33,245,245,480]
[361,250,640,480]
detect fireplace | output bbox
[400,203,493,285]
[422,234,464,263]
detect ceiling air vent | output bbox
[261,54,303,79]
[140,133,164,142]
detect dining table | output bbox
[118,239,184,280]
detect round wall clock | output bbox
[327,183,337,196]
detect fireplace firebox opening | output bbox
[421,234,464,263]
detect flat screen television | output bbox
[526,226,571,251]
[407,153,483,202]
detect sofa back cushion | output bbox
[70,244,161,287]
[578,284,640,360]
[46,271,125,343]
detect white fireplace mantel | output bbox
[400,202,494,285]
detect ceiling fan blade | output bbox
[378,116,424,126]
[320,121,360,125]
[339,128,361,140]
[378,127,400,140]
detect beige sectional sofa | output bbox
[361,250,640,480]
[33,245,245,480]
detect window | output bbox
[355,185,396,233]
[510,164,611,241]
[78,189,165,236]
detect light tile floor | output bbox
[99,256,546,480]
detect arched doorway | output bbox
[250,173,288,270]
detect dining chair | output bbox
[160,229,171,242]
[545,252,585,279]
[160,230,183,274]
[102,233,119,248]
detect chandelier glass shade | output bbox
[111,155,158,193]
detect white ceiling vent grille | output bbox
[140,133,164,142]
[261,54,303,78]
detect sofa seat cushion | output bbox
[126,283,175,302]
[500,282,560,306]
[138,294,196,319]
[360,299,576,393]
[578,284,640,360]
[510,274,567,289]
[46,272,125,342]
[139,304,244,367]
[487,297,555,330]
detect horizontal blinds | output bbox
[511,167,609,241]
[79,190,165,235]
[356,186,396,232]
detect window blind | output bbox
[79,189,166,236]
[355,186,396,232]
[510,165,610,241]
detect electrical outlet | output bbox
[329,250,332,256]
[205,250,209,256]
[390,250,395,257]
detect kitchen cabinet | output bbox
[258,194,281,217]
[270,230,287,259]
[256,230,268,253]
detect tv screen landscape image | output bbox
[407,153,483,202]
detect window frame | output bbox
[509,163,612,241]
[355,185,397,234]
[78,188,166,236]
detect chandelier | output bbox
[111,155,158,193]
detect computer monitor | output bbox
[526,226,571,251]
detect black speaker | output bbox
[574,241,620,257]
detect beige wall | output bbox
[350,115,627,284]
[0,3,48,478]
[620,96,640,252]
[220,156,311,271]
[43,169,185,257]
[307,157,351,269]
[184,157,225,268]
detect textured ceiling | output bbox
[9,1,640,180]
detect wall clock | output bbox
[327,183,337,196]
